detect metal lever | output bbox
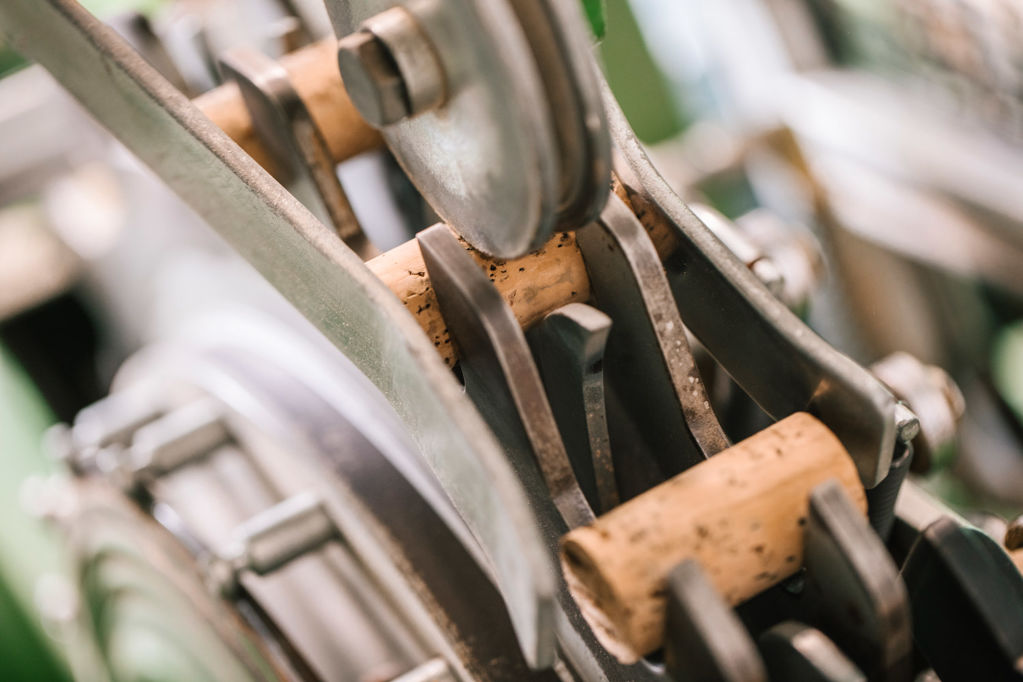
[220,48,376,259]
[528,303,618,514]
[901,517,1023,681]
[663,560,767,682]
[603,84,897,487]
[417,224,594,529]
[759,621,866,682]
[803,480,913,682]
[576,194,729,479]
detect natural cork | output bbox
[365,228,590,366]
[194,39,382,175]
[559,412,866,663]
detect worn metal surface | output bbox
[326,0,608,258]
[325,0,559,258]
[604,84,896,487]
[417,224,593,530]
[803,481,912,682]
[220,48,374,258]
[67,484,296,682]
[529,303,618,514]
[901,518,1023,682]
[503,0,610,231]
[0,0,556,666]
[663,560,767,682]
[210,347,555,681]
[361,7,446,119]
[759,622,866,682]
[576,194,729,477]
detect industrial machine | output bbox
[1,0,1022,680]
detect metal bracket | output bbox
[417,224,593,530]
[803,480,913,682]
[663,560,767,682]
[0,1,558,666]
[604,83,897,487]
[576,193,729,478]
[220,47,375,259]
[901,517,1023,681]
[528,303,618,514]
[759,621,866,682]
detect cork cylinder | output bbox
[193,39,381,174]
[560,412,866,663]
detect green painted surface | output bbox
[0,345,72,681]
[598,0,684,144]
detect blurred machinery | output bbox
[0,0,1022,680]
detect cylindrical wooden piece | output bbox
[193,39,382,174]
[366,227,591,366]
[559,412,866,663]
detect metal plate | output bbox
[326,0,557,258]
[0,0,557,667]
[417,224,593,529]
[326,0,608,258]
[604,83,897,486]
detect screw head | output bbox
[337,31,410,127]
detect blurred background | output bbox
[2,0,1023,677]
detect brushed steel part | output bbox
[690,203,784,299]
[326,0,609,258]
[759,622,866,682]
[416,224,594,530]
[528,303,618,514]
[326,0,559,258]
[211,492,339,597]
[220,47,375,258]
[128,397,230,480]
[108,335,559,681]
[604,82,897,487]
[337,29,410,126]
[362,7,446,119]
[504,0,610,231]
[663,560,767,682]
[0,0,557,665]
[576,193,729,478]
[803,480,913,682]
[870,352,965,473]
[415,226,664,679]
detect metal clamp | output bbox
[759,621,866,682]
[663,560,767,682]
[576,193,729,478]
[528,303,618,513]
[417,224,593,530]
[604,83,897,487]
[901,517,1023,681]
[220,48,375,258]
[803,480,913,681]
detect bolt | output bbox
[894,402,921,444]
[337,6,445,128]
[338,30,410,127]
